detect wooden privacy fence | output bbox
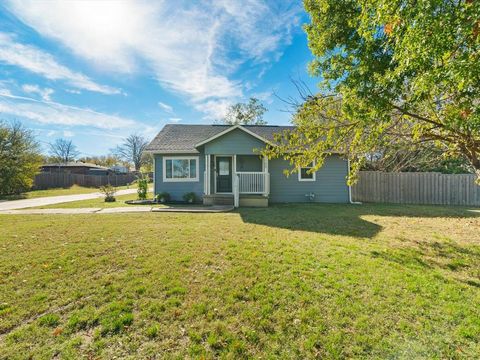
[352,171,480,206]
[33,172,138,190]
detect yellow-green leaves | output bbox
[278,0,480,181]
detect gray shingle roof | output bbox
[145,124,295,153]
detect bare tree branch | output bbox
[49,139,79,163]
[113,134,149,171]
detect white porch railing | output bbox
[237,172,269,195]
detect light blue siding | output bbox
[268,155,349,203]
[204,129,265,155]
[154,153,205,202]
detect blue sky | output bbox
[0,1,318,156]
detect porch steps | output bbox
[203,194,234,206]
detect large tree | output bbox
[266,0,480,182]
[49,138,80,163]
[0,121,43,195]
[113,134,149,171]
[220,97,268,125]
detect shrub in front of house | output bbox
[156,192,170,203]
[183,192,196,204]
[137,178,148,200]
[100,184,116,202]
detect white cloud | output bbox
[168,117,181,123]
[252,90,274,104]
[158,101,173,113]
[63,130,74,137]
[194,99,232,121]
[65,89,81,94]
[22,84,54,101]
[0,92,136,129]
[5,0,301,118]
[0,32,122,95]
[0,88,13,97]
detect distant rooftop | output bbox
[42,162,109,169]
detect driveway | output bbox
[0,188,141,211]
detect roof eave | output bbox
[144,149,201,155]
[194,125,275,148]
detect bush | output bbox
[183,192,196,203]
[156,192,170,203]
[137,178,148,200]
[0,121,43,196]
[99,184,116,202]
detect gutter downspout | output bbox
[347,159,362,205]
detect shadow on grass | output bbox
[239,203,480,286]
[237,203,480,239]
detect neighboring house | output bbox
[41,162,114,175]
[145,124,350,207]
[110,164,129,174]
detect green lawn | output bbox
[0,185,133,201]
[30,191,154,209]
[1,204,479,358]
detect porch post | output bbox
[233,154,238,207]
[263,155,269,196]
[205,154,211,195]
[233,154,237,177]
[152,155,156,197]
[234,173,240,208]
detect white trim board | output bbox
[145,150,200,154]
[298,161,316,182]
[195,125,274,148]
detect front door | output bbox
[216,156,232,193]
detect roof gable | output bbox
[195,125,272,147]
[145,124,294,154]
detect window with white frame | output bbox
[163,156,199,182]
[298,162,316,181]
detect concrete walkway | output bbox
[0,188,141,211]
[0,206,150,214]
[0,205,234,215]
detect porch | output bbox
[203,154,270,207]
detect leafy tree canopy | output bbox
[220,97,268,125]
[265,0,480,183]
[0,121,43,195]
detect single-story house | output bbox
[145,124,351,207]
[41,162,114,175]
